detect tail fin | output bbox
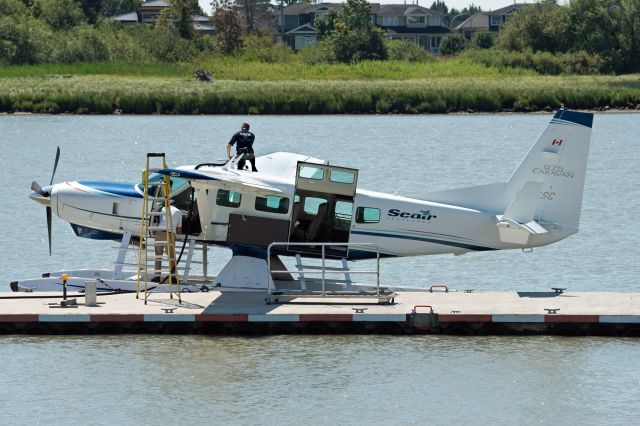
[504,109,593,230]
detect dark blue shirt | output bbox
[228,131,255,154]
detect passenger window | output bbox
[216,189,242,208]
[335,200,353,221]
[303,196,328,215]
[299,166,324,180]
[355,207,380,223]
[330,170,355,184]
[255,196,289,214]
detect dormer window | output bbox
[407,14,426,25]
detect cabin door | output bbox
[289,162,358,256]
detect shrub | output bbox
[470,30,494,49]
[439,34,466,56]
[297,43,335,64]
[386,40,431,62]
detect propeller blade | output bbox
[46,206,52,256]
[50,146,60,186]
[31,181,48,197]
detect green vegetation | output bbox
[0,57,537,80]
[2,0,640,114]
[2,74,640,114]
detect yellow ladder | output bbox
[136,152,181,304]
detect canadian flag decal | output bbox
[552,139,563,146]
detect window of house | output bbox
[355,207,381,223]
[407,15,426,25]
[330,170,355,184]
[428,15,442,26]
[490,15,501,26]
[304,196,328,215]
[216,189,242,208]
[431,36,442,49]
[383,16,398,26]
[255,195,290,214]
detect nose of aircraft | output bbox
[29,185,52,206]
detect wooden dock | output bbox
[2,289,640,335]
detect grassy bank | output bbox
[0,58,535,80]
[1,74,640,114]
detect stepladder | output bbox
[136,152,181,304]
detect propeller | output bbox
[31,146,60,256]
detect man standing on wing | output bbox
[227,122,258,172]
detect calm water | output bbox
[1,114,639,424]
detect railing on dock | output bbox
[266,242,394,305]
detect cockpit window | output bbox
[137,173,188,196]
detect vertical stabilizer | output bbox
[505,109,593,230]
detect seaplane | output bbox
[13,109,593,299]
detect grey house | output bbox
[455,3,526,39]
[278,2,449,53]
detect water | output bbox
[1,113,639,424]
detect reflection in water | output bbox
[1,335,639,424]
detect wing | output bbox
[158,168,285,195]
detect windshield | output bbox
[136,173,188,196]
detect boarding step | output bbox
[266,289,396,305]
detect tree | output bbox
[33,0,86,30]
[497,0,569,53]
[157,0,198,39]
[618,0,640,72]
[325,0,387,62]
[315,9,337,39]
[211,0,243,54]
[470,29,494,49]
[430,0,448,15]
[439,33,466,55]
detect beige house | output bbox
[110,0,213,32]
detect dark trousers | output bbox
[237,154,257,171]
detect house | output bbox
[110,0,214,32]
[455,3,526,39]
[377,5,448,54]
[278,2,450,53]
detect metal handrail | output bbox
[266,242,381,298]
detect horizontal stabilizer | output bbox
[496,215,548,245]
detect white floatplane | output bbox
[14,109,593,295]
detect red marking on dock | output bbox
[438,314,492,322]
[196,314,248,322]
[0,314,38,322]
[299,314,353,322]
[544,315,599,323]
[90,314,144,322]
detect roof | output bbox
[454,12,489,30]
[283,2,381,15]
[385,25,450,34]
[192,14,211,22]
[140,0,169,9]
[489,3,526,16]
[285,24,318,34]
[378,4,445,17]
[110,11,139,22]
